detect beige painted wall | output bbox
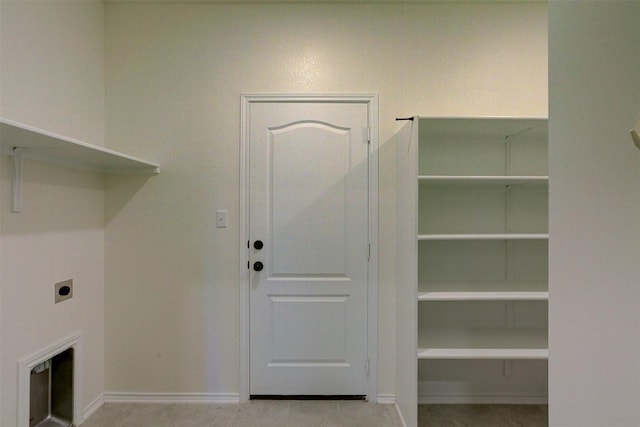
[104,2,547,397]
[0,0,105,144]
[0,1,106,425]
[549,2,640,425]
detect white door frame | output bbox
[239,93,379,401]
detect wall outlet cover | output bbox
[55,279,73,303]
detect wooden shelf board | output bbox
[0,117,159,174]
[418,327,548,360]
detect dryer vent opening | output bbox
[29,348,73,427]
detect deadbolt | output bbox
[254,240,264,250]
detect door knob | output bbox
[254,240,264,250]
[253,261,264,272]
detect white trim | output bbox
[83,393,105,422]
[17,331,84,427]
[366,94,380,402]
[239,93,379,401]
[418,394,548,405]
[394,401,409,427]
[103,392,240,404]
[239,94,250,401]
[376,394,396,405]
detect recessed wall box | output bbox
[55,280,73,304]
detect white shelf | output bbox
[418,327,548,360]
[419,281,549,301]
[1,117,159,212]
[419,175,548,185]
[0,118,160,174]
[418,233,548,240]
[419,291,548,301]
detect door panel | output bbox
[270,295,348,362]
[271,122,348,276]
[249,100,370,396]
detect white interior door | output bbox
[247,98,371,396]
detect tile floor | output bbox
[420,404,548,427]
[81,401,549,427]
[80,400,403,427]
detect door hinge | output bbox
[366,127,371,144]
[365,358,370,376]
[367,243,371,261]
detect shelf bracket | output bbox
[631,115,640,149]
[12,148,25,213]
[631,129,640,149]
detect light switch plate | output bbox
[216,210,227,228]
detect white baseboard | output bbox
[418,394,548,405]
[103,392,241,404]
[418,379,548,405]
[376,394,396,404]
[83,393,105,422]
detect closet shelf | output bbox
[0,118,160,175]
[418,233,548,240]
[419,175,548,185]
[419,291,548,302]
[419,281,548,301]
[1,117,159,212]
[418,327,548,360]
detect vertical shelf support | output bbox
[12,148,25,213]
[503,301,515,377]
[504,137,514,378]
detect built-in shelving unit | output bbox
[0,117,159,212]
[395,117,548,427]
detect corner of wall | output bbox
[0,1,107,425]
